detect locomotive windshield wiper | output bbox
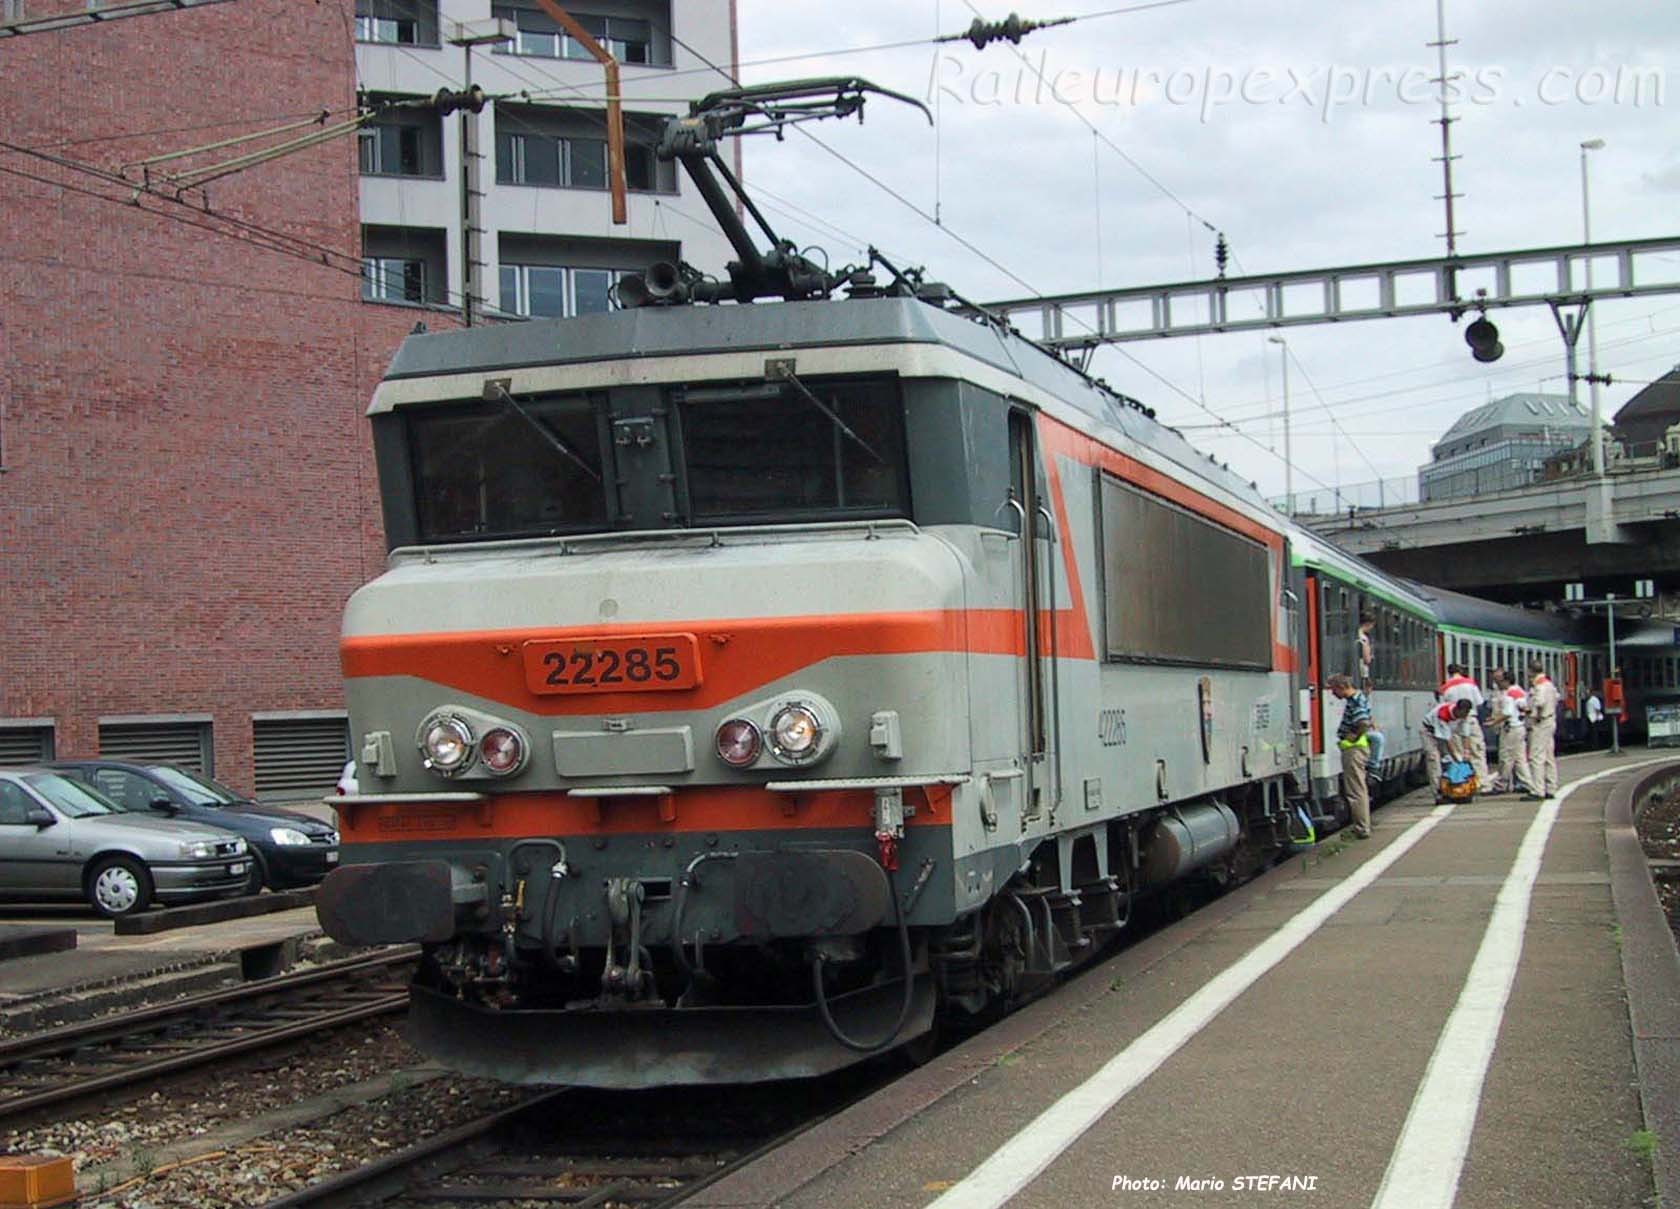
[767,362,884,466]
[483,380,602,484]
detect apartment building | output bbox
[355,0,738,318]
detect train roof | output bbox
[376,295,1279,522]
[1616,618,1680,651]
[1285,528,1435,615]
[1402,580,1592,645]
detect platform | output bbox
[693,750,1680,1209]
[0,905,333,1030]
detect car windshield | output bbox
[23,774,125,818]
[147,766,243,806]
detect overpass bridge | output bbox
[1299,466,1680,606]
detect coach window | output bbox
[408,393,610,541]
[1394,616,1405,685]
[675,376,909,523]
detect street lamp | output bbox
[1581,138,1606,477]
[1268,335,1292,515]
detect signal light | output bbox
[1465,316,1504,363]
[479,727,526,776]
[715,719,762,768]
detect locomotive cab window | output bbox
[408,393,609,542]
[674,375,909,523]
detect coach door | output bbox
[1318,578,1355,753]
[1304,573,1324,757]
[1009,411,1058,820]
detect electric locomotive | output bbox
[315,77,1610,1087]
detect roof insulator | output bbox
[948,11,1075,50]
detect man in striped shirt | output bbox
[1328,673,1372,839]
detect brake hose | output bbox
[810,864,917,1054]
[509,840,568,971]
[672,851,738,981]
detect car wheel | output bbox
[243,850,269,896]
[87,855,154,919]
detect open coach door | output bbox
[1303,570,1323,760]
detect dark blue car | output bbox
[50,761,339,894]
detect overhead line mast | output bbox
[1429,0,1465,276]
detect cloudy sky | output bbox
[718,0,1679,508]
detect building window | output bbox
[358,101,444,177]
[497,131,607,188]
[354,0,438,45]
[495,109,676,193]
[624,142,660,191]
[364,257,428,304]
[596,15,655,63]
[362,225,447,306]
[498,263,624,318]
[492,6,662,65]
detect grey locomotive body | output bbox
[316,297,1398,1085]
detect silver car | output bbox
[0,769,250,919]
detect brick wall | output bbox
[0,1,457,789]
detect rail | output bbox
[0,947,416,1126]
[264,1067,890,1207]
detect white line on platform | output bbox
[1369,758,1672,1209]
[926,801,1461,1209]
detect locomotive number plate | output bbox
[522,633,701,695]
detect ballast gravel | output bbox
[0,1020,524,1207]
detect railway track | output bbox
[0,947,416,1127]
[264,1073,879,1208]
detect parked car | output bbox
[49,761,339,895]
[0,768,250,918]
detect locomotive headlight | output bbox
[768,703,824,764]
[478,726,528,776]
[419,713,475,775]
[715,718,763,767]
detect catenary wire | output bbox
[0,153,516,318]
[1179,301,1680,427]
[653,23,1337,493]
[510,0,1206,101]
[1177,322,1680,432]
